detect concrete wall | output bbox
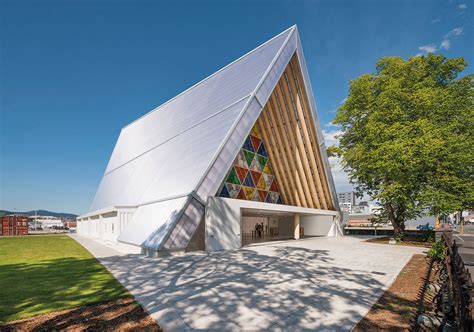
[206,197,242,251]
[278,216,294,237]
[301,215,336,237]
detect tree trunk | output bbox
[392,219,405,240]
[385,202,405,240]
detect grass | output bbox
[0,235,129,324]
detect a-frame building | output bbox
[77,26,341,254]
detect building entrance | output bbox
[241,210,296,246]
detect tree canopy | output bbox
[333,54,474,235]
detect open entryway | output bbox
[241,209,299,246]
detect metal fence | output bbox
[441,231,473,331]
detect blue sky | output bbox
[1,0,472,214]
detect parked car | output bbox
[416,224,435,231]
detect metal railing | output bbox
[441,231,473,331]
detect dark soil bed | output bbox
[354,254,432,330]
[367,236,432,248]
[0,297,161,331]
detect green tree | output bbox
[333,54,474,237]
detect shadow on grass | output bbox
[0,257,128,324]
[2,297,160,331]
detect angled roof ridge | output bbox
[122,25,296,130]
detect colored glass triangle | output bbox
[226,168,240,185]
[219,185,230,198]
[257,176,267,190]
[277,196,283,204]
[263,162,272,174]
[242,172,255,187]
[237,189,246,200]
[234,166,248,183]
[243,186,255,200]
[258,190,267,201]
[235,150,248,169]
[250,135,262,152]
[269,192,279,203]
[269,178,278,192]
[257,142,267,157]
[243,150,255,168]
[226,183,241,198]
[265,193,272,203]
[251,125,261,138]
[250,157,262,172]
[250,170,262,185]
[257,155,268,170]
[263,173,273,190]
[251,189,260,201]
[243,137,254,152]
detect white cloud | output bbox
[458,4,467,10]
[431,18,441,24]
[418,44,437,54]
[440,39,451,50]
[446,27,463,37]
[417,27,464,55]
[322,129,342,147]
[324,122,339,128]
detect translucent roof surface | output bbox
[90,27,294,211]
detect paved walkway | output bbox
[71,235,426,331]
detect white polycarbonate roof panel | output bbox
[90,96,249,211]
[105,27,293,174]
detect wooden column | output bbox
[271,89,309,207]
[280,72,322,209]
[290,56,334,209]
[294,213,300,240]
[284,68,328,210]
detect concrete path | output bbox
[71,235,426,331]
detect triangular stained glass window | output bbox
[250,170,262,185]
[234,166,248,183]
[243,186,255,200]
[217,123,283,204]
[242,172,255,187]
[257,143,267,157]
[257,155,268,170]
[250,135,261,151]
[243,150,255,168]
[226,168,240,185]
[250,157,262,172]
[226,183,241,198]
[257,176,267,190]
[219,185,230,198]
[243,137,254,152]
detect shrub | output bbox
[422,229,435,242]
[428,240,446,262]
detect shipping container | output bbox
[0,216,29,236]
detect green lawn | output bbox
[0,235,129,323]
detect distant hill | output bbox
[0,209,78,219]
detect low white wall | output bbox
[206,197,241,251]
[301,215,336,237]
